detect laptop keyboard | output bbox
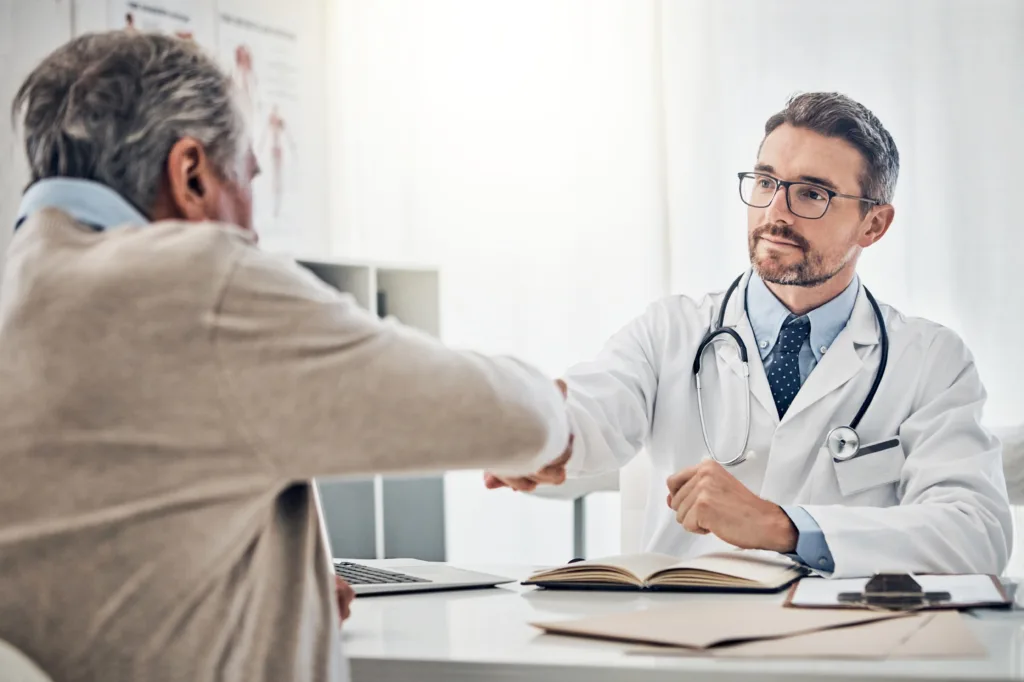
[334,562,432,585]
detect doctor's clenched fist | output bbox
[666,459,798,553]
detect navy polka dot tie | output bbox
[767,317,811,419]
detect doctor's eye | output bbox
[795,185,828,202]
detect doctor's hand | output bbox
[666,459,798,554]
[483,380,572,492]
[482,434,573,492]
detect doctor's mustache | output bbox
[750,224,810,252]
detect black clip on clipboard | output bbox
[837,573,951,611]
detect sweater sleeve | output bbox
[213,247,570,481]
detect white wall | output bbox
[327,0,667,564]
[2,0,331,259]
[0,1,73,280]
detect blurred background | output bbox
[2,0,1022,571]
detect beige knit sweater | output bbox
[0,209,569,682]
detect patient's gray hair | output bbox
[12,31,247,213]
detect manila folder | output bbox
[531,601,901,649]
[626,611,984,659]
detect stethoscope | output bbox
[692,272,889,466]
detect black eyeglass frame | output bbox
[737,171,880,219]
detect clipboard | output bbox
[784,572,1011,611]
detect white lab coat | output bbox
[564,272,1012,578]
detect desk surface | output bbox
[342,561,1024,682]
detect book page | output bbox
[651,550,803,585]
[528,553,681,583]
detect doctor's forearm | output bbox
[563,406,643,477]
[781,506,835,572]
[800,502,1011,577]
[763,506,799,554]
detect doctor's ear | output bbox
[858,204,895,248]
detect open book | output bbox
[523,550,807,593]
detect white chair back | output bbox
[992,425,1024,505]
[619,449,653,554]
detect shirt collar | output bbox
[745,271,860,363]
[15,178,148,231]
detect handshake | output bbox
[480,378,797,554]
[483,379,574,492]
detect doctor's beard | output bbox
[748,223,855,288]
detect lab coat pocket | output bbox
[830,438,905,497]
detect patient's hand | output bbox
[483,438,573,492]
[336,576,355,623]
[483,380,572,492]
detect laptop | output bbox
[333,559,515,596]
[312,483,514,596]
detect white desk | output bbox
[342,561,1024,682]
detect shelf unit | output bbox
[296,257,445,561]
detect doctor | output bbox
[486,92,1013,578]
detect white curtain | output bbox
[660,0,1024,571]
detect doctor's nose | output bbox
[764,185,796,224]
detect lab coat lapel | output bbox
[713,273,779,425]
[778,287,880,426]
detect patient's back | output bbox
[0,210,342,682]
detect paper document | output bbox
[627,611,985,660]
[788,574,1008,609]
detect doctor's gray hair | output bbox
[12,31,248,213]
[763,92,900,206]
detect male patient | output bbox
[0,32,570,682]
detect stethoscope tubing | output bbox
[693,272,889,466]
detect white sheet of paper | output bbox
[791,575,1005,608]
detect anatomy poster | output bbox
[218,11,301,243]
[108,1,213,47]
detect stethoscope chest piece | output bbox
[827,426,860,461]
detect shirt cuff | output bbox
[782,505,835,573]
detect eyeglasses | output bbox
[737,172,880,220]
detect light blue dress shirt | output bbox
[15,178,148,232]
[745,272,860,573]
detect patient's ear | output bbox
[153,137,221,222]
